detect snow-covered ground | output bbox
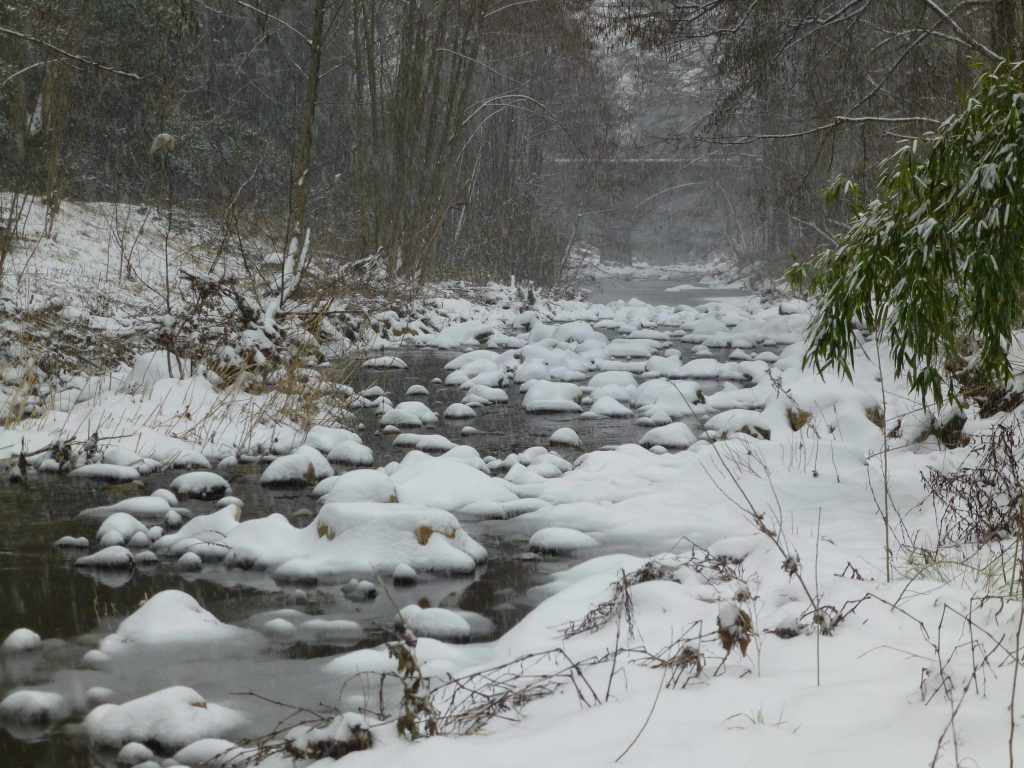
[1,199,1022,767]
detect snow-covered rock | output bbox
[260,446,333,485]
[84,686,245,750]
[2,628,41,652]
[170,471,231,500]
[529,527,599,554]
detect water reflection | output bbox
[0,280,752,766]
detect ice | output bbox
[84,685,245,750]
[2,628,41,652]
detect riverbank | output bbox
[1,199,1019,768]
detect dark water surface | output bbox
[0,279,751,766]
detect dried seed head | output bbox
[782,554,800,577]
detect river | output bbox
[0,278,750,766]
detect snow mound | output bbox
[316,470,397,504]
[522,381,582,413]
[390,454,516,511]
[444,403,476,419]
[98,590,260,654]
[2,628,41,652]
[362,356,407,370]
[640,422,697,449]
[550,427,581,447]
[170,471,231,500]
[84,685,245,750]
[308,502,487,574]
[391,433,456,453]
[529,527,599,554]
[0,690,69,724]
[79,496,172,520]
[75,546,135,570]
[397,605,471,641]
[298,619,364,645]
[260,446,333,485]
[587,396,633,418]
[327,441,375,465]
[69,464,140,482]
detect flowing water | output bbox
[0,279,749,766]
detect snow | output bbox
[74,546,135,570]
[0,690,68,724]
[68,463,140,482]
[117,742,155,765]
[640,421,698,449]
[2,628,41,652]
[54,535,89,548]
[260,445,333,485]
[98,590,261,654]
[315,469,397,504]
[444,403,477,419]
[397,605,472,641]
[389,453,516,511]
[587,395,633,417]
[298,619,364,645]
[528,527,599,554]
[362,356,407,370]
[9,233,1024,768]
[79,496,172,520]
[172,738,245,766]
[393,563,417,584]
[84,686,246,750]
[522,381,583,413]
[97,512,150,540]
[549,427,581,447]
[327,441,375,465]
[170,471,231,500]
